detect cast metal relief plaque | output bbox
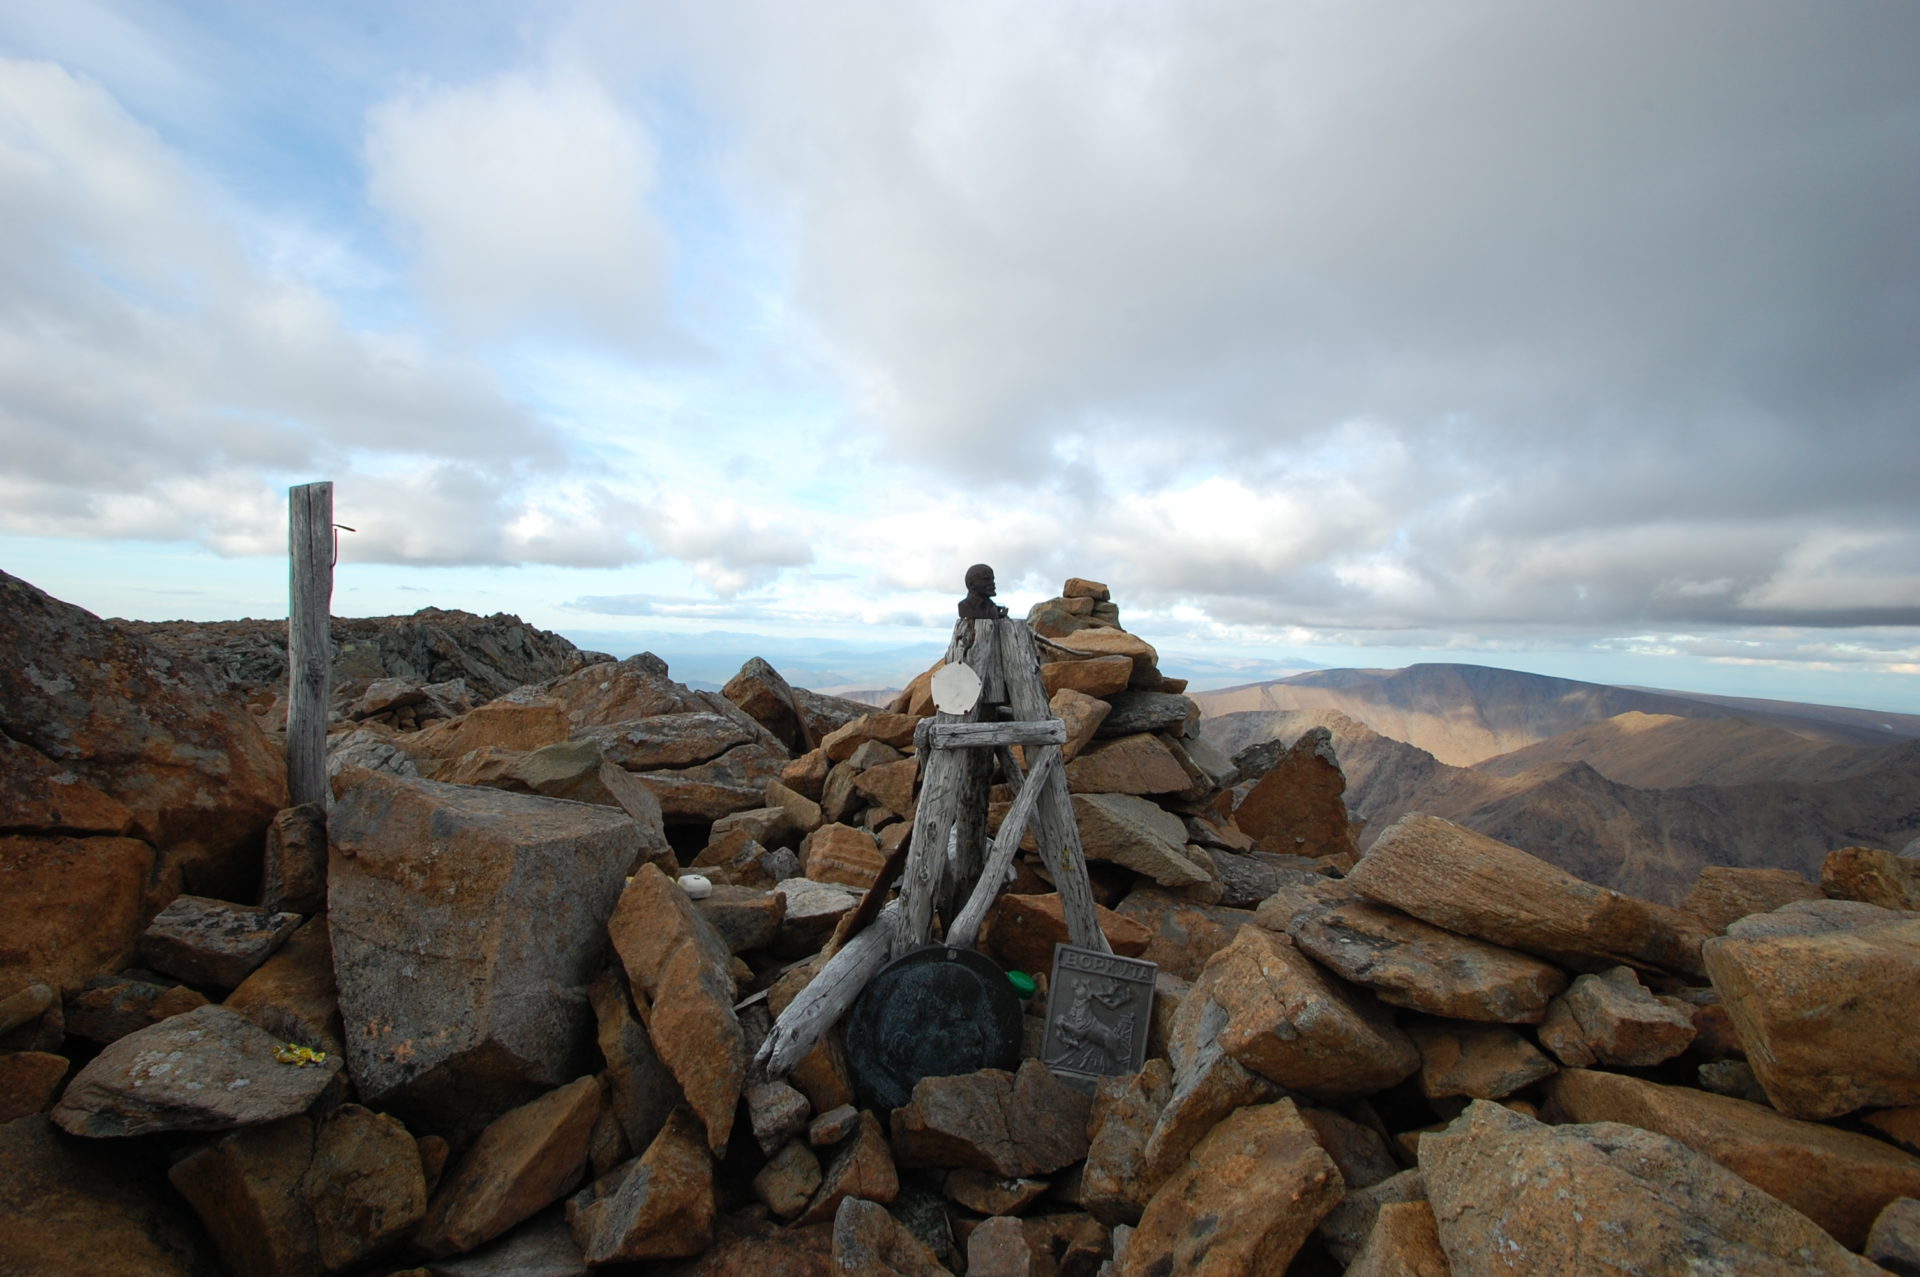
[1040,943,1156,1082]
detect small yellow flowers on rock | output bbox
[274,1043,328,1067]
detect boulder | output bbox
[139,895,301,991]
[1112,889,1257,980]
[0,727,136,837]
[1703,918,1920,1119]
[1869,1199,1920,1277]
[1285,885,1568,1023]
[802,822,888,889]
[305,1102,430,1272]
[567,1107,715,1263]
[52,1003,341,1137]
[979,892,1152,975]
[1127,1098,1345,1277]
[774,877,863,955]
[1081,1059,1173,1225]
[1421,1100,1882,1275]
[0,833,153,993]
[408,700,570,761]
[1727,896,1917,938]
[167,1121,325,1277]
[1557,965,1695,1066]
[799,1110,899,1224]
[1408,1022,1555,1100]
[61,973,206,1045]
[0,570,285,898]
[261,803,328,915]
[1049,687,1112,762]
[608,864,748,1154]
[752,1140,822,1218]
[434,739,672,868]
[852,756,919,818]
[694,885,787,954]
[1071,793,1212,887]
[1230,727,1359,862]
[967,1215,1033,1277]
[1095,691,1196,738]
[1547,1068,1920,1251]
[588,969,680,1154]
[723,657,812,753]
[1041,655,1133,699]
[1196,927,1419,1101]
[1345,814,1708,977]
[417,1076,602,1256]
[1824,845,1920,911]
[831,1196,951,1277]
[1045,629,1159,686]
[0,1115,220,1276]
[0,1050,68,1121]
[328,774,641,1136]
[1345,1201,1449,1277]
[1681,865,1823,934]
[891,1059,1094,1178]
[821,712,920,761]
[945,1168,1049,1215]
[1065,733,1191,796]
[223,914,343,1054]
[1315,1169,1429,1267]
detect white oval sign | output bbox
[930,661,984,714]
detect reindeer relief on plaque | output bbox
[1041,944,1156,1080]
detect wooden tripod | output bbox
[754,617,1113,1080]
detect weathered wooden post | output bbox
[286,481,334,808]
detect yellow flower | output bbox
[274,1043,328,1067]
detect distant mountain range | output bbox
[1195,664,1920,904]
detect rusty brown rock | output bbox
[261,802,328,915]
[223,914,343,1055]
[1,1114,220,1276]
[1704,918,1920,1119]
[568,1106,715,1263]
[1682,865,1823,934]
[0,834,153,994]
[1824,845,1920,911]
[764,778,825,836]
[1127,1098,1345,1277]
[1548,1068,1920,1251]
[801,822,887,890]
[0,728,136,837]
[1231,727,1359,862]
[1065,733,1191,796]
[0,1050,68,1121]
[1558,965,1696,1067]
[1421,1100,1882,1275]
[1286,886,1568,1023]
[1345,1200,1449,1277]
[832,1196,952,1277]
[1081,1059,1172,1226]
[1071,793,1212,887]
[1047,628,1159,686]
[1345,813,1708,977]
[1201,927,1419,1101]
[752,1140,823,1218]
[305,1102,428,1272]
[1408,1022,1555,1100]
[608,864,747,1155]
[979,892,1152,975]
[724,657,812,753]
[61,974,205,1044]
[891,1060,1094,1178]
[436,738,673,867]
[1112,888,1256,980]
[167,1116,320,1277]
[800,1110,898,1224]
[781,748,832,802]
[853,757,919,820]
[1042,654,1133,700]
[0,570,286,899]
[417,1075,602,1256]
[408,700,569,760]
[1868,1198,1920,1276]
[821,712,920,761]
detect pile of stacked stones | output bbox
[6,567,1920,1275]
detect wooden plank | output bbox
[945,745,1064,952]
[923,720,1066,749]
[286,481,334,809]
[995,619,1110,953]
[753,901,904,1079]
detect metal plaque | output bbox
[1040,943,1156,1082]
[844,944,1024,1112]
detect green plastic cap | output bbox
[1006,970,1037,996]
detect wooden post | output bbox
[287,481,334,809]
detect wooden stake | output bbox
[287,481,334,808]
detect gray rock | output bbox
[1096,691,1198,738]
[140,895,301,991]
[52,1004,341,1137]
[1726,897,1917,938]
[328,773,642,1137]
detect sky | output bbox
[2,2,1918,707]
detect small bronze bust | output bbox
[959,563,1009,619]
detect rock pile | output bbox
[6,570,1920,1275]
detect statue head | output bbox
[964,563,996,597]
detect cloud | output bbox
[364,66,674,348]
[0,55,569,554]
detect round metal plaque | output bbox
[843,945,1024,1112]
[930,661,983,714]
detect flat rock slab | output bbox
[1409,1022,1555,1100]
[139,894,301,991]
[608,864,747,1154]
[1072,793,1212,887]
[1559,965,1695,1066]
[1286,885,1567,1023]
[1232,726,1358,861]
[0,1115,220,1276]
[418,1076,602,1257]
[1128,1098,1344,1277]
[328,773,642,1136]
[1547,1068,1920,1251]
[1345,813,1707,977]
[891,1059,1094,1178]
[1681,866,1822,933]
[52,1003,341,1137]
[568,1107,715,1263]
[1421,1101,1882,1275]
[1704,918,1920,1119]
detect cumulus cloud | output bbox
[364,66,673,347]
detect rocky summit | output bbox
[4,564,1920,1275]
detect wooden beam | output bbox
[921,720,1066,750]
[753,900,904,1079]
[945,745,1065,952]
[286,482,334,809]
